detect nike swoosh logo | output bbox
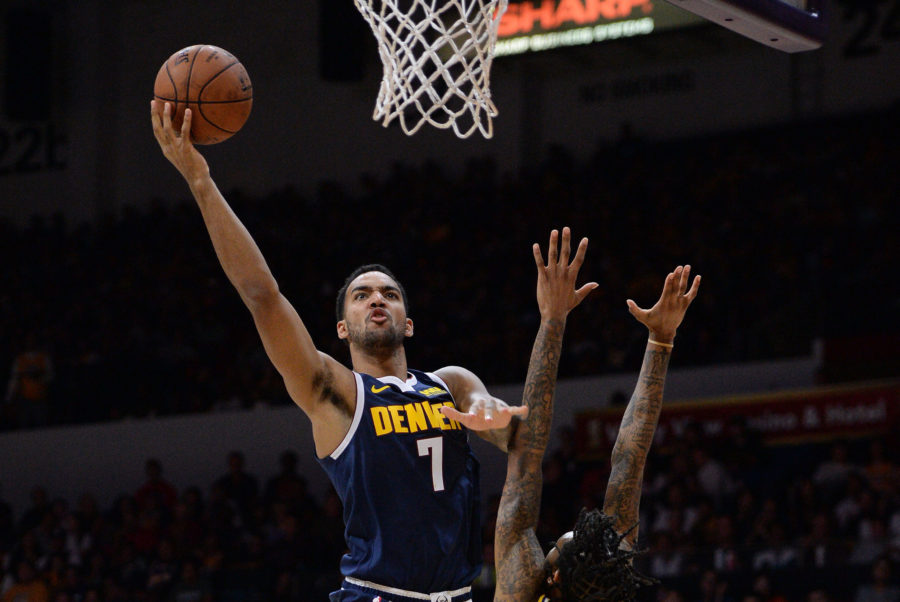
[371,385,390,394]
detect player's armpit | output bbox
[248,291,356,416]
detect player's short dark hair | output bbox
[335,264,409,322]
[554,508,657,601]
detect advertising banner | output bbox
[575,381,900,458]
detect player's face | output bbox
[543,530,573,597]
[337,271,412,352]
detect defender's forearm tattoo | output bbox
[494,318,566,599]
[516,318,565,454]
[602,346,671,548]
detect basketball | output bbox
[153,44,252,145]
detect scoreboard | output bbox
[494,0,707,57]
[494,0,826,56]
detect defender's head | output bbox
[543,509,656,601]
[335,264,412,353]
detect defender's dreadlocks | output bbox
[554,508,657,601]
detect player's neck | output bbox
[349,345,409,380]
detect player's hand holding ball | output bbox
[151,99,210,184]
[151,44,252,182]
[153,44,252,145]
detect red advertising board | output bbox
[575,381,900,458]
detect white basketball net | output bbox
[354,0,508,139]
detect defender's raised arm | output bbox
[602,265,701,550]
[492,228,597,601]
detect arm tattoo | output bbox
[494,318,566,601]
[602,347,671,549]
[515,318,565,455]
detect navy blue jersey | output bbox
[317,369,482,593]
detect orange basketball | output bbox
[153,45,252,145]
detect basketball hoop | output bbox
[353,0,508,139]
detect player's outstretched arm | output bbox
[490,228,597,601]
[434,366,526,452]
[150,101,354,433]
[602,265,700,550]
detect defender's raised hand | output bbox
[627,265,701,344]
[150,100,210,183]
[533,227,599,321]
[440,227,596,433]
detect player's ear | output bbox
[405,318,414,338]
[336,320,349,340]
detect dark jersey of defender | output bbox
[317,369,482,593]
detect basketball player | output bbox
[150,100,535,602]
[447,258,700,601]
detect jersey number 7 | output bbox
[417,436,445,492]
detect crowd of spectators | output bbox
[2,105,898,430]
[472,427,900,602]
[0,424,897,601]
[0,449,346,602]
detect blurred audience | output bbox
[854,556,900,602]
[0,427,898,601]
[4,332,54,430]
[0,104,899,601]
[0,107,898,431]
